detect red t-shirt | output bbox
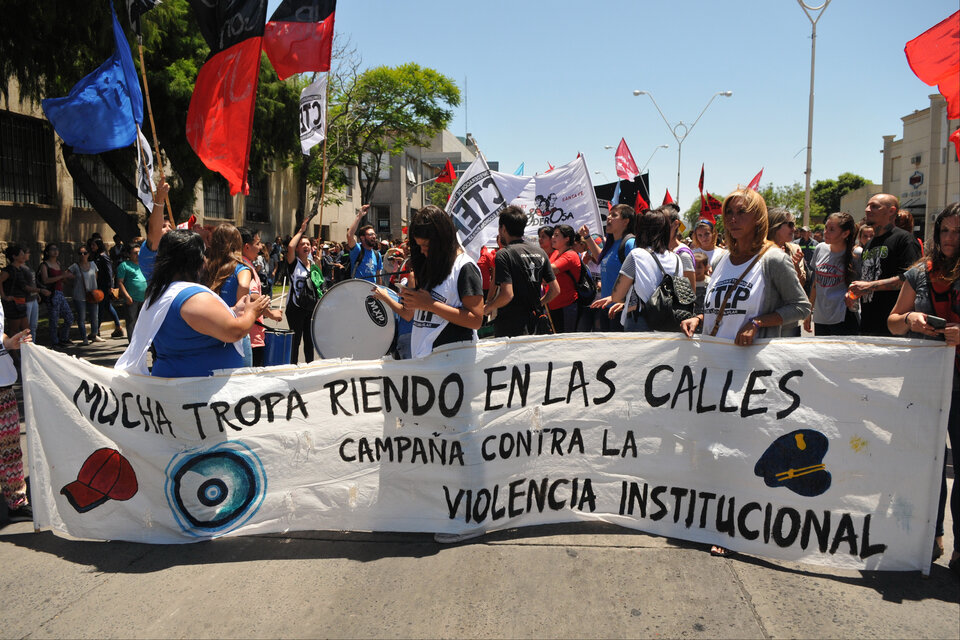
[549,249,582,310]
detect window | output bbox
[378,153,391,180]
[373,205,390,234]
[203,174,232,219]
[342,166,354,197]
[72,155,137,211]
[245,176,269,222]
[405,155,417,183]
[0,111,56,205]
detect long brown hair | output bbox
[203,223,244,294]
[722,188,769,257]
[826,212,858,285]
[923,202,960,283]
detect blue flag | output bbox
[514,162,524,175]
[42,5,143,154]
[611,180,621,206]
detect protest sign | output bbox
[448,156,603,260]
[23,335,949,573]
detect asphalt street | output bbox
[1,307,957,639]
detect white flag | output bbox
[448,155,604,260]
[135,126,154,210]
[299,74,327,155]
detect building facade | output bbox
[881,94,960,246]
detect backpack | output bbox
[574,254,597,306]
[638,250,696,332]
[617,234,635,264]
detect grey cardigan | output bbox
[711,247,811,339]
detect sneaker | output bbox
[7,504,33,523]
[92,335,106,343]
[111,328,125,338]
[81,339,89,346]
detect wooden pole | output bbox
[136,38,175,229]
[314,75,331,241]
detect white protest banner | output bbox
[448,156,603,260]
[299,73,327,155]
[24,336,949,573]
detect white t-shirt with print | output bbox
[703,253,766,340]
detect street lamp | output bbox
[641,144,669,174]
[632,90,732,206]
[797,0,831,227]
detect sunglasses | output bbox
[78,251,89,255]
[779,221,796,229]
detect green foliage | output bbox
[425,181,453,208]
[315,62,460,206]
[682,193,726,239]
[811,172,869,214]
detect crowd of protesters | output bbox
[2,187,958,573]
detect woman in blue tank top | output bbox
[139,231,270,378]
[205,224,254,366]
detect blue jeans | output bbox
[73,299,99,343]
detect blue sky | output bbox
[270,0,958,209]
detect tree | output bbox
[307,62,459,215]
[1,1,303,239]
[425,180,454,209]
[682,193,726,239]
[811,172,869,214]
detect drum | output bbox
[310,279,398,360]
[263,328,293,366]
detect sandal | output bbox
[710,545,735,558]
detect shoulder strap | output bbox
[708,245,771,337]
[618,234,635,263]
[644,249,667,278]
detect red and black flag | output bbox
[436,159,456,184]
[264,0,337,80]
[700,193,723,224]
[186,0,268,195]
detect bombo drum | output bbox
[310,279,398,360]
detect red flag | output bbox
[951,128,960,162]
[700,193,723,224]
[176,214,197,230]
[615,138,639,182]
[436,159,456,183]
[264,0,337,81]
[698,164,705,194]
[546,162,555,173]
[747,168,764,191]
[662,189,674,205]
[634,190,649,212]
[186,0,267,196]
[905,12,960,118]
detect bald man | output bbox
[849,194,921,336]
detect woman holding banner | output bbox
[0,302,32,522]
[679,188,810,557]
[547,225,581,333]
[887,202,960,574]
[115,230,269,377]
[372,205,483,359]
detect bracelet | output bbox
[751,318,762,330]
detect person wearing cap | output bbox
[0,298,32,523]
[690,218,727,270]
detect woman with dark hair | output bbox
[67,244,100,345]
[888,201,960,574]
[680,188,809,557]
[547,224,581,333]
[592,209,683,332]
[285,216,319,364]
[538,226,554,255]
[115,230,270,377]
[1,244,30,335]
[38,244,75,347]
[239,227,282,366]
[0,298,32,522]
[579,204,636,331]
[767,207,806,336]
[205,224,254,365]
[89,238,124,339]
[804,212,860,335]
[372,205,483,359]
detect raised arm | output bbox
[146,177,170,251]
[346,204,370,250]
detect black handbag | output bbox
[638,250,696,332]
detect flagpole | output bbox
[136,37,174,229]
[315,74,330,240]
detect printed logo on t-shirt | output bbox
[707,277,756,318]
[414,291,447,329]
[815,262,844,289]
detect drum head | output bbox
[310,279,397,360]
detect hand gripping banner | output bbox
[23,335,950,574]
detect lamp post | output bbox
[632,90,732,206]
[641,144,669,174]
[797,0,831,227]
